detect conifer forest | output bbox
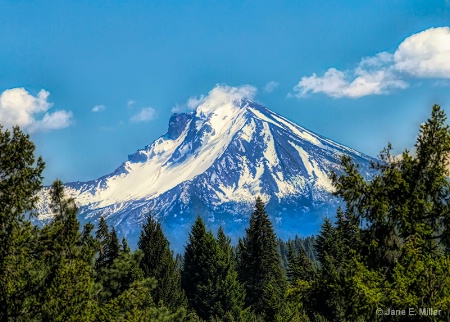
[1,104,450,321]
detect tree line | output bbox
[1,104,450,321]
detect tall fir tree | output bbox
[121,237,130,254]
[97,248,145,303]
[138,214,186,310]
[308,104,450,321]
[108,227,120,264]
[95,220,131,302]
[181,225,246,321]
[182,216,215,319]
[237,197,286,320]
[286,243,315,284]
[310,216,347,320]
[0,126,45,321]
[215,226,246,321]
[37,179,98,321]
[94,217,120,273]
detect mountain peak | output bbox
[36,85,375,253]
[168,113,192,140]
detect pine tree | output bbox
[121,237,130,254]
[79,222,97,263]
[310,104,450,320]
[108,227,120,264]
[237,197,286,320]
[37,179,98,321]
[44,180,80,258]
[286,243,315,284]
[99,278,187,321]
[0,126,45,321]
[310,215,351,320]
[97,248,145,302]
[95,217,111,272]
[215,226,245,321]
[182,216,223,320]
[138,214,186,310]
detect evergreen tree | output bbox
[279,236,319,272]
[308,104,450,321]
[121,237,130,254]
[99,278,187,322]
[97,223,136,302]
[94,217,120,274]
[138,214,186,310]
[108,227,120,264]
[37,179,98,321]
[311,213,383,321]
[97,249,145,302]
[42,179,80,258]
[95,217,110,272]
[215,226,246,321]
[237,197,286,320]
[0,126,45,321]
[286,243,315,284]
[79,222,98,263]
[182,216,240,320]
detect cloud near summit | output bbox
[173,84,257,113]
[200,84,257,108]
[0,88,72,132]
[293,27,450,99]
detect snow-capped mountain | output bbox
[37,86,375,252]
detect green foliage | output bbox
[279,235,318,273]
[36,179,98,321]
[237,197,287,320]
[287,243,315,284]
[2,104,450,321]
[121,236,131,254]
[38,257,97,321]
[215,226,246,321]
[98,278,187,322]
[97,249,144,301]
[139,214,187,310]
[307,104,450,321]
[109,227,121,262]
[390,237,450,319]
[95,217,116,272]
[182,216,219,320]
[182,217,245,321]
[0,126,45,321]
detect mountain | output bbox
[37,86,375,252]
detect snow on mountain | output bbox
[36,85,375,252]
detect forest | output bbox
[1,104,450,321]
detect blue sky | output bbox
[1,0,450,185]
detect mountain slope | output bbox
[37,86,375,252]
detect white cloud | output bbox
[190,84,257,114]
[186,95,206,110]
[171,84,257,114]
[295,63,408,99]
[171,103,185,113]
[264,81,279,93]
[127,100,135,108]
[30,110,73,132]
[394,27,450,78]
[92,104,106,112]
[130,107,157,122]
[169,95,207,114]
[293,27,450,99]
[0,88,73,132]
[205,84,257,105]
